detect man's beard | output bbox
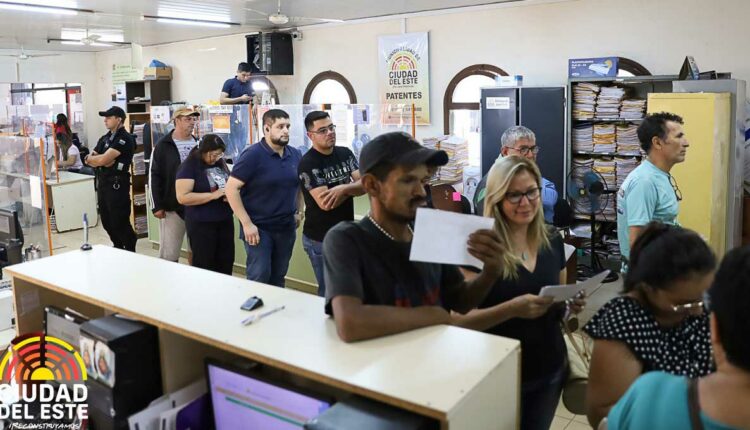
[269,135,290,146]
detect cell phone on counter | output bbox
[241,296,264,311]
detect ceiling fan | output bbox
[0,47,58,60]
[245,0,343,26]
[47,29,130,47]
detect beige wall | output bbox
[75,0,749,141]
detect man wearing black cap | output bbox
[323,131,505,342]
[85,106,137,251]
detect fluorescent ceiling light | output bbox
[0,1,91,15]
[143,15,238,28]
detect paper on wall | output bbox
[410,207,495,268]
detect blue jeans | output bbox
[243,227,296,287]
[520,362,569,430]
[302,234,325,297]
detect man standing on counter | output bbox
[85,106,137,251]
[323,132,505,342]
[219,62,254,159]
[298,111,364,297]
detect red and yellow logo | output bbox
[0,334,87,384]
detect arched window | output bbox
[249,76,280,103]
[443,64,508,166]
[617,57,651,77]
[303,71,357,105]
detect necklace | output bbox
[367,214,413,241]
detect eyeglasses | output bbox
[309,124,336,135]
[208,151,224,159]
[671,300,704,313]
[668,174,683,201]
[505,187,540,204]
[508,145,539,156]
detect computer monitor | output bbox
[206,359,332,430]
[0,208,22,245]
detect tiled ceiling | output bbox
[0,0,535,53]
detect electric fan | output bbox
[566,168,619,283]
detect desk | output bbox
[46,171,97,232]
[7,246,520,429]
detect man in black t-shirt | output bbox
[323,132,506,343]
[85,106,137,251]
[298,111,364,297]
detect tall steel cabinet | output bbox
[480,87,566,192]
[672,80,747,250]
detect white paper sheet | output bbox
[29,175,42,209]
[410,208,495,268]
[539,270,611,302]
[564,243,576,262]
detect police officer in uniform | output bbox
[85,106,137,251]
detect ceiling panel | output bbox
[0,0,535,53]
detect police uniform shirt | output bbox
[95,127,135,175]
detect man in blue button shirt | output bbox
[219,62,253,160]
[219,62,253,105]
[226,109,304,287]
[617,112,688,266]
[473,126,558,221]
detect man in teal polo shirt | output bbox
[617,112,689,265]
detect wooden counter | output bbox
[6,246,520,429]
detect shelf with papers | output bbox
[573,151,642,158]
[572,119,644,123]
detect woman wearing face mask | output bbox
[584,222,716,428]
[452,155,584,430]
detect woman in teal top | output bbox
[606,245,750,430]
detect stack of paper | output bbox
[593,124,616,153]
[620,99,647,119]
[573,83,599,120]
[596,86,625,120]
[572,156,594,172]
[133,124,145,146]
[615,157,640,188]
[133,193,147,207]
[572,123,594,152]
[594,158,617,191]
[615,124,641,155]
[135,215,148,234]
[133,152,146,175]
[423,135,468,183]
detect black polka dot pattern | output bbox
[583,296,714,378]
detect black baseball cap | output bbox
[360,132,448,175]
[98,106,126,120]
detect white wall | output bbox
[86,0,750,141]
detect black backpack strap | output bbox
[687,378,705,430]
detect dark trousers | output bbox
[97,175,137,252]
[186,217,235,275]
[520,363,568,430]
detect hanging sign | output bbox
[378,32,430,125]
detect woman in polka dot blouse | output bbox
[584,222,716,428]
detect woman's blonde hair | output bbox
[483,155,551,280]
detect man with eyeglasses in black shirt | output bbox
[298,111,364,297]
[473,126,558,220]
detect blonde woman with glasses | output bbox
[453,155,583,430]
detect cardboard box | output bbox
[568,57,618,78]
[144,66,172,80]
